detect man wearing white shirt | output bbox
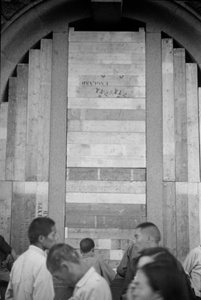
[47,243,112,300]
[6,217,57,300]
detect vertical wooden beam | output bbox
[0,181,12,242]
[146,29,163,240]
[49,32,68,242]
[0,102,8,180]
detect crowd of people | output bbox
[0,218,200,300]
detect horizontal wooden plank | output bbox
[69,42,145,53]
[68,108,145,121]
[110,250,124,260]
[67,132,145,144]
[65,203,145,216]
[66,238,112,250]
[68,120,145,133]
[66,227,136,239]
[66,193,146,204]
[69,63,145,76]
[69,29,145,43]
[67,155,145,168]
[68,86,145,98]
[68,97,145,110]
[67,144,145,157]
[100,168,146,181]
[69,52,145,64]
[66,180,146,193]
[68,75,145,87]
[67,167,98,180]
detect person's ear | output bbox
[60,261,70,272]
[38,235,45,243]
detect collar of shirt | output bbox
[29,245,47,257]
[75,267,96,289]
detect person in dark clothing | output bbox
[0,235,17,300]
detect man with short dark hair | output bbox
[5,217,57,300]
[80,238,115,285]
[47,243,112,300]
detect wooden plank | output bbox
[186,64,200,182]
[26,49,40,181]
[68,120,145,133]
[0,102,8,180]
[66,180,145,193]
[67,132,145,145]
[37,39,52,181]
[6,77,17,180]
[68,97,145,110]
[176,182,189,262]
[67,155,145,168]
[69,52,145,64]
[0,181,12,242]
[14,64,28,181]
[69,42,145,53]
[68,108,145,121]
[162,39,175,181]
[100,168,146,181]
[69,63,145,76]
[66,238,112,250]
[187,183,200,250]
[68,75,145,87]
[35,182,48,217]
[67,144,145,157]
[174,49,188,182]
[146,31,163,240]
[68,167,98,180]
[199,183,201,244]
[67,227,135,239]
[11,182,36,254]
[49,32,68,243]
[163,182,176,256]
[66,193,145,204]
[199,88,201,178]
[69,29,145,43]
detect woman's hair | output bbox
[140,262,191,300]
[28,217,55,244]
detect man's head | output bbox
[134,222,161,253]
[28,217,56,250]
[80,238,95,257]
[47,243,88,286]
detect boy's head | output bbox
[80,238,95,257]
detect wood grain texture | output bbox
[0,103,8,180]
[0,181,12,242]
[162,39,175,181]
[35,182,48,217]
[199,88,201,178]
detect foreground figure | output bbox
[5,217,57,300]
[47,243,112,300]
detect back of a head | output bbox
[47,243,80,273]
[141,262,191,300]
[28,217,55,244]
[136,222,161,244]
[80,238,95,253]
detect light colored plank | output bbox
[6,78,17,180]
[68,75,145,87]
[68,120,145,133]
[69,42,145,53]
[14,64,28,181]
[68,97,145,110]
[67,132,145,145]
[66,227,135,239]
[26,49,40,181]
[0,181,12,242]
[110,250,123,260]
[67,144,145,157]
[11,182,36,254]
[163,182,176,256]
[69,52,145,64]
[66,193,145,204]
[69,29,145,43]
[69,63,145,76]
[36,182,48,217]
[199,183,201,244]
[162,39,175,181]
[186,64,200,182]
[0,102,8,180]
[67,155,145,168]
[176,182,189,262]
[174,49,188,181]
[68,85,145,98]
[66,180,146,193]
[199,88,201,176]
[187,183,200,250]
[37,39,52,181]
